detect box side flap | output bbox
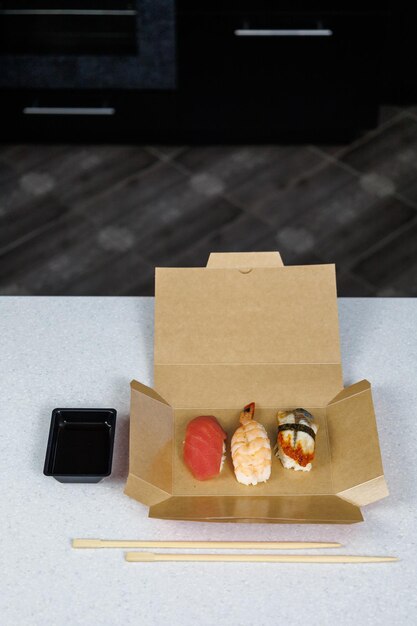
[207,251,284,268]
[155,363,343,409]
[328,379,371,405]
[126,380,173,499]
[327,380,388,506]
[149,495,363,524]
[130,380,170,406]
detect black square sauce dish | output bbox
[44,408,117,483]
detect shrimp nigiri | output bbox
[231,402,271,486]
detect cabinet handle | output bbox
[0,9,136,16]
[234,29,333,37]
[23,107,115,116]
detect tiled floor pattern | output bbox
[1,106,416,296]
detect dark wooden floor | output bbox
[1,105,417,296]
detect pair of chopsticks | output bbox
[72,539,398,563]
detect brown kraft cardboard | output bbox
[125,252,388,523]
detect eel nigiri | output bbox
[183,415,227,481]
[275,408,318,472]
[231,402,271,486]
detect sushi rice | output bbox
[219,441,226,473]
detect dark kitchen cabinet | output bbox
[176,5,386,140]
[381,9,417,103]
[0,2,393,142]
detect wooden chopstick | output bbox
[125,552,398,564]
[72,539,341,550]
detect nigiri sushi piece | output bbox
[231,402,271,486]
[275,408,318,472]
[183,415,227,481]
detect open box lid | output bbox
[154,252,343,408]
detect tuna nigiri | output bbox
[183,415,227,481]
[231,402,271,486]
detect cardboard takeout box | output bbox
[125,252,388,523]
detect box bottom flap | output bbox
[125,474,171,507]
[337,476,389,507]
[148,495,363,524]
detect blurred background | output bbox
[0,2,416,296]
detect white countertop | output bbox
[1,297,416,626]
